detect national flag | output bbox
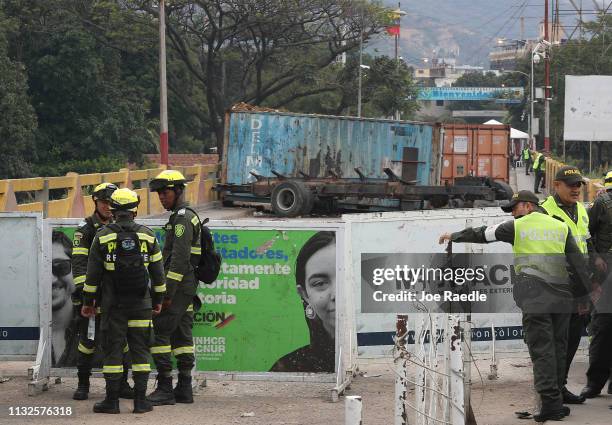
[386,25,400,36]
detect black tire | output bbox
[221,198,235,207]
[491,180,514,201]
[270,180,313,217]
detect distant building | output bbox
[489,22,566,71]
[413,57,485,87]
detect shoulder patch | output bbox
[175,224,185,237]
[78,221,87,228]
[178,208,186,216]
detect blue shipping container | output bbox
[223,111,436,185]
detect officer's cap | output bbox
[554,166,585,185]
[501,190,540,212]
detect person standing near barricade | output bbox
[522,146,532,176]
[147,170,201,406]
[581,170,612,400]
[82,188,166,414]
[540,166,595,404]
[533,151,545,193]
[71,183,134,400]
[439,190,590,422]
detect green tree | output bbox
[0,9,37,179]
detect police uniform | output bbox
[72,213,132,398]
[71,183,133,400]
[83,188,166,414]
[582,173,612,398]
[522,147,532,175]
[448,191,590,421]
[148,170,201,405]
[533,152,545,193]
[539,166,594,403]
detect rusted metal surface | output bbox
[441,124,510,184]
[223,110,436,186]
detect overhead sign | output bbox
[564,75,612,141]
[418,87,524,103]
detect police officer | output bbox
[533,151,545,193]
[147,170,201,405]
[581,170,612,399]
[439,190,590,422]
[82,188,166,414]
[522,146,532,176]
[71,183,134,400]
[540,166,594,404]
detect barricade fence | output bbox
[544,157,604,202]
[0,164,219,218]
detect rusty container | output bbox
[440,124,510,184]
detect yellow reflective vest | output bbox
[513,211,570,285]
[532,153,544,171]
[522,148,530,160]
[540,196,589,254]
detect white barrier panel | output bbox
[344,209,526,358]
[33,218,354,400]
[0,213,43,359]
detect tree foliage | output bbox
[0,0,418,178]
[0,9,37,179]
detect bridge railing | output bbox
[544,157,604,203]
[0,164,219,218]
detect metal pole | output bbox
[544,0,551,153]
[530,49,535,150]
[159,0,169,166]
[394,314,408,425]
[357,8,363,118]
[394,2,400,121]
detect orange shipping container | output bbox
[440,124,510,184]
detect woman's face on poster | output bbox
[302,243,336,337]
[51,241,73,311]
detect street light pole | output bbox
[544,0,551,153]
[357,8,364,118]
[159,0,169,166]
[530,54,535,151]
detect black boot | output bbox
[174,374,194,404]
[119,369,134,399]
[562,387,585,404]
[93,380,120,414]
[533,400,566,422]
[73,371,90,400]
[607,380,612,395]
[133,374,153,414]
[146,375,175,406]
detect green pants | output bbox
[102,308,152,381]
[522,312,570,407]
[151,289,195,375]
[76,311,131,370]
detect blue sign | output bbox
[418,87,524,102]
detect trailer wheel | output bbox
[271,180,313,217]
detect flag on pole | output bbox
[386,25,400,36]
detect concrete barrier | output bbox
[0,164,219,218]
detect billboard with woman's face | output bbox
[50,223,340,374]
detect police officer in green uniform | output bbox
[147,170,201,406]
[581,170,612,400]
[522,146,532,175]
[533,152,545,193]
[71,183,134,400]
[439,190,590,422]
[82,188,166,414]
[540,166,595,404]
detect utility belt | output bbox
[513,273,572,308]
